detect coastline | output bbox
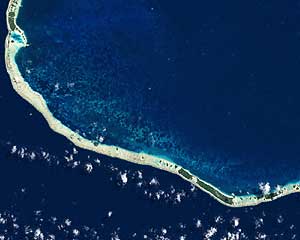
[5,0,300,207]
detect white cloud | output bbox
[259,182,270,195]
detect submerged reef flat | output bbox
[5,0,300,206]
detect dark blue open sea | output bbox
[2,0,300,239]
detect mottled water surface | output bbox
[15,0,300,193]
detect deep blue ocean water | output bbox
[13,0,300,194]
[2,1,300,239]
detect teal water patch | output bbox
[14,0,300,194]
[11,32,24,44]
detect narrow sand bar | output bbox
[5,0,300,207]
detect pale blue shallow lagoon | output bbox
[15,0,300,194]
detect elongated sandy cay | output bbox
[5,0,300,207]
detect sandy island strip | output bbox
[5,0,300,207]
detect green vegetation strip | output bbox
[178,168,233,205]
[196,178,234,205]
[8,16,16,31]
[178,168,193,180]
